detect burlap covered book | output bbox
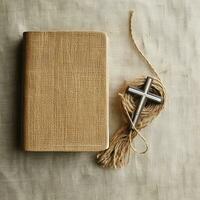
[23,31,109,151]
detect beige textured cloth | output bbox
[23,32,108,151]
[0,0,200,200]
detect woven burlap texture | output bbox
[23,32,109,151]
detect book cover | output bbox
[23,31,109,151]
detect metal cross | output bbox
[127,76,163,129]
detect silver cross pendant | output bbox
[127,76,163,130]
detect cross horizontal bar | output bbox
[127,87,163,103]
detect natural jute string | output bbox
[97,11,166,168]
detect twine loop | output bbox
[119,93,148,154]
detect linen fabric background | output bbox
[0,0,199,199]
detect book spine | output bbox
[22,32,31,151]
